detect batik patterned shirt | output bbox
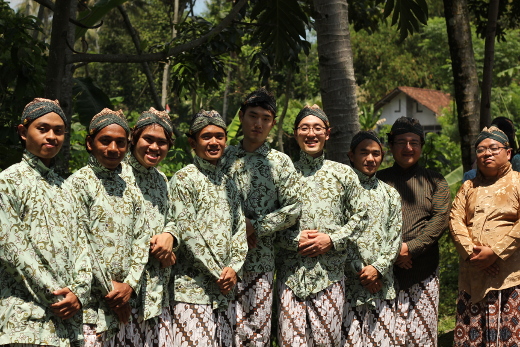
[0,151,91,346]
[221,142,301,273]
[127,154,171,320]
[65,156,151,334]
[345,168,402,307]
[276,152,367,299]
[165,156,247,309]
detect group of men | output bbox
[1,87,518,347]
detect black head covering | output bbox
[240,88,277,115]
[388,117,424,143]
[350,131,382,151]
[294,105,329,129]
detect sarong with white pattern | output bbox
[172,302,235,347]
[342,298,396,347]
[234,271,274,346]
[395,271,439,347]
[83,306,172,347]
[277,280,344,347]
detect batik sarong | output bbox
[342,298,396,347]
[171,302,234,347]
[454,285,520,347]
[395,271,439,347]
[234,271,274,346]
[278,280,344,347]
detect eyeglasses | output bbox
[296,126,327,135]
[393,140,421,148]
[475,146,508,155]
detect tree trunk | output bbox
[161,0,179,109]
[443,0,480,172]
[313,0,359,164]
[479,0,500,129]
[276,70,292,153]
[45,0,76,174]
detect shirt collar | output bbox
[88,154,122,175]
[23,150,53,177]
[127,153,152,173]
[194,155,218,173]
[353,167,378,185]
[298,150,325,169]
[237,141,271,157]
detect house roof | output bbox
[374,86,452,115]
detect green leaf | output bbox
[444,165,463,187]
[75,0,128,41]
[226,109,241,143]
[72,77,114,127]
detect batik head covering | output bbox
[350,130,382,151]
[88,108,130,136]
[388,116,424,143]
[189,109,227,136]
[475,126,509,147]
[240,88,277,115]
[21,98,67,125]
[135,107,174,138]
[294,104,330,129]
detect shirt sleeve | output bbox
[372,189,403,276]
[66,194,93,307]
[168,172,223,279]
[227,181,248,276]
[250,157,301,238]
[0,190,61,305]
[328,171,368,251]
[406,175,451,258]
[123,198,151,295]
[489,184,520,260]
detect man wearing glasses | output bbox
[276,105,367,346]
[377,117,450,346]
[450,126,520,346]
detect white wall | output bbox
[379,93,439,127]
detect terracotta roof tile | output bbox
[374,86,452,115]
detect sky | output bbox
[8,0,206,13]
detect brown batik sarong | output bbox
[234,271,274,346]
[454,285,520,347]
[277,279,344,347]
[342,298,397,347]
[394,271,440,347]
[171,302,235,347]
[83,306,172,347]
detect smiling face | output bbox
[87,124,128,170]
[18,112,66,167]
[239,106,276,146]
[294,115,330,158]
[476,138,511,177]
[132,124,170,168]
[188,125,227,165]
[389,132,422,169]
[348,139,383,177]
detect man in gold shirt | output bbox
[450,126,520,346]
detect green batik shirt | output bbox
[65,155,151,335]
[0,151,92,347]
[221,142,301,273]
[127,154,171,321]
[164,156,247,310]
[344,168,402,307]
[276,151,368,299]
